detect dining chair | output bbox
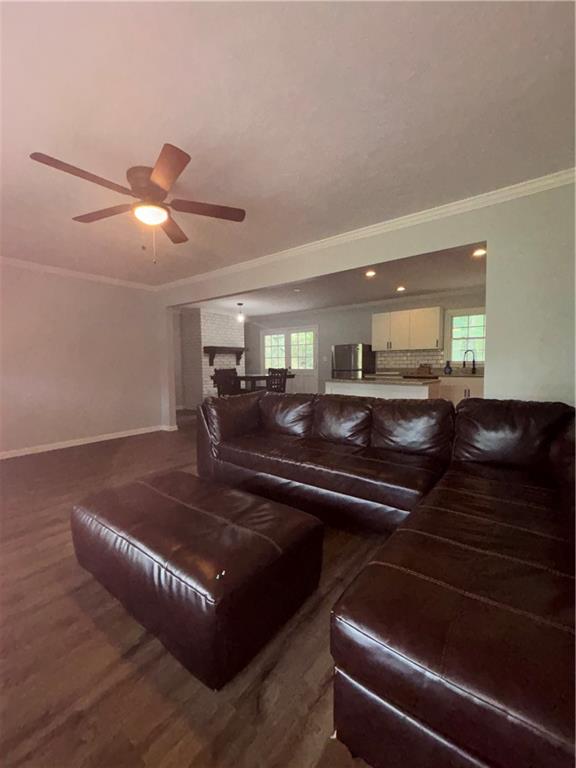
[212,368,241,397]
[267,368,288,393]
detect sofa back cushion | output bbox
[371,399,455,459]
[202,392,262,445]
[453,398,573,466]
[311,395,372,446]
[259,393,316,437]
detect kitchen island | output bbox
[325,377,441,399]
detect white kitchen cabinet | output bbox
[371,312,391,351]
[409,307,443,350]
[390,310,411,350]
[371,306,443,351]
[438,376,484,406]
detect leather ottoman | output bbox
[71,471,323,689]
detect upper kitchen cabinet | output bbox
[372,307,444,350]
[409,307,443,349]
[390,310,411,349]
[371,312,391,351]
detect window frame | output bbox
[288,329,315,371]
[263,332,287,370]
[260,326,318,373]
[444,307,486,365]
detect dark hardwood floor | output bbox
[0,424,379,767]
[176,408,197,431]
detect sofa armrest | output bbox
[201,392,263,446]
[548,414,575,490]
[196,405,216,479]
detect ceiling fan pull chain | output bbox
[152,227,158,264]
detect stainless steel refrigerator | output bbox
[331,344,375,379]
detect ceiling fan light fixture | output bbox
[133,203,168,226]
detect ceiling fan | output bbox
[29,143,246,244]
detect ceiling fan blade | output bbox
[170,198,246,222]
[73,204,133,223]
[150,144,191,192]
[162,216,188,244]
[30,152,136,197]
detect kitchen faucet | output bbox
[462,349,477,374]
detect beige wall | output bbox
[172,309,183,409]
[163,181,575,405]
[1,178,573,457]
[0,264,163,455]
[179,308,203,409]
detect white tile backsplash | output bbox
[376,349,445,370]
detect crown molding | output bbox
[2,168,573,292]
[160,167,575,291]
[0,257,157,291]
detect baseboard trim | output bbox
[0,425,179,460]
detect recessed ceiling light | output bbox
[133,203,168,226]
[472,247,487,257]
[293,288,301,293]
[396,285,406,292]
[365,269,376,278]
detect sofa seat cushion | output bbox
[298,437,365,457]
[218,431,302,457]
[429,464,567,542]
[218,434,443,512]
[361,447,446,477]
[448,460,554,489]
[332,468,575,768]
[217,433,361,463]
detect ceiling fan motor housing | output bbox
[126,166,167,202]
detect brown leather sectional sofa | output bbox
[198,392,575,768]
[198,392,455,532]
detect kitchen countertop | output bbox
[437,371,484,378]
[328,378,439,387]
[375,368,484,379]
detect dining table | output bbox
[236,373,295,392]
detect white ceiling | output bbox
[1,2,573,286]
[189,243,486,316]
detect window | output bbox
[262,328,316,371]
[290,330,314,370]
[264,333,286,369]
[450,313,486,363]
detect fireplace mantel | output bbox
[203,346,245,366]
